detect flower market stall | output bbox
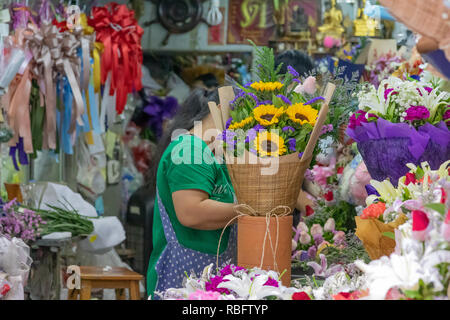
[0,0,449,304]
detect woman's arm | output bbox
[172,189,237,230]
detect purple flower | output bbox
[298,152,304,159]
[349,110,374,129]
[263,277,279,287]
[307,254,344,278]
[365,184,380,196]
[230,89,245,106]
[424,87,433,94]
[220,265,233,277]
[143,96,179,138]
[314,234,324,246]
[287,65,299,78]
[282,126,295,132]
[225,117,233,129]
[304,96,325,105]
[255,100,273,108]
[405,105,430,121]
[276,94,291,105]
[384,88,398,101]
[293,78,301,83]
[299,250,309,261]
[320,124,333,135]
[444,109,450,122]
[307,246,317,259]
[245,129,257,143]
[246,92,258,102]
[288,138,296,152]
[205,276,230,294]
[253,124,265,131]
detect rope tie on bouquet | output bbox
[215,204,291,274]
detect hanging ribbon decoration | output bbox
[89,3,144,114]
[24,22,85,150]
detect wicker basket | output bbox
[225,152,310,216]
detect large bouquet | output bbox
[346,75,450,185]
[355,160,449,260]
[214,44,335,216]
[209,44,334,285]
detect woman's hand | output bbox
[172,189,236,230]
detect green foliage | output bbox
[249,40,282,83]
[305,200,358,232]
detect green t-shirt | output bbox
[146,134,235,297]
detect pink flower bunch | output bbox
[188,290,224,300]
[405,105,430,121]
[0,200,46,243]
[292,218,347,261]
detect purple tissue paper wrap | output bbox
[346,118,450,185]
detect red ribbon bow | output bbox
[89,3,144,114]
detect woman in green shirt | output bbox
[146,89,238,299]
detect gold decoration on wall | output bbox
[354,0,378,37]
[318,0,345,39]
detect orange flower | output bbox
[361,202,386,220]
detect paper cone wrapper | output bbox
[237,215,292,287]
[355,213,408,260]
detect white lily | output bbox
[416,83,450,119]
[218,273,284,300]
[368,179,400,205]
[355,253,424,300]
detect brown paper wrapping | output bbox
[237,215,293,287]
[355,213,408,260]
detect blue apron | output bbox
[152,191,237,299]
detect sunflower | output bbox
[253,104,285,126]
[255,131,287,157]
[228,116,254,130]
[250,81,284,92]
[286,103,318,126]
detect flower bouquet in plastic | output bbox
[208,43,335,285]
[355,160,449,260]
[346,75,450,186]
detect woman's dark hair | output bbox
[145,88,220,196]
[275,50,315,77]
[194,73,220,89]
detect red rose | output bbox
[305,205,314,217]
[1,284,10,296]
[441,188,447,204]
[324,191,334,202]
[337,167,344,174]
[292,292,311,300]
[404,172,417,185]
[412,210,429,231]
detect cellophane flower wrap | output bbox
[346,75,450,185]
[217,44,328,216]
[355,160,449,261]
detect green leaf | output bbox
[382,232,395,240]
[425,203,446,216]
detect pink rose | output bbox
[299,231,312,245]
[333,231,346,243]
[310,224,323,237]
[294,76,316,95]
[324,218,335,232]
[296,221,309,233]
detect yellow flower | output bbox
[255,131,287,157]
[286,103,318,126]
[250,81,284,92]
[228,116,254,130]
[253,104,285,126]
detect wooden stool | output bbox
[68,266,143,300]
